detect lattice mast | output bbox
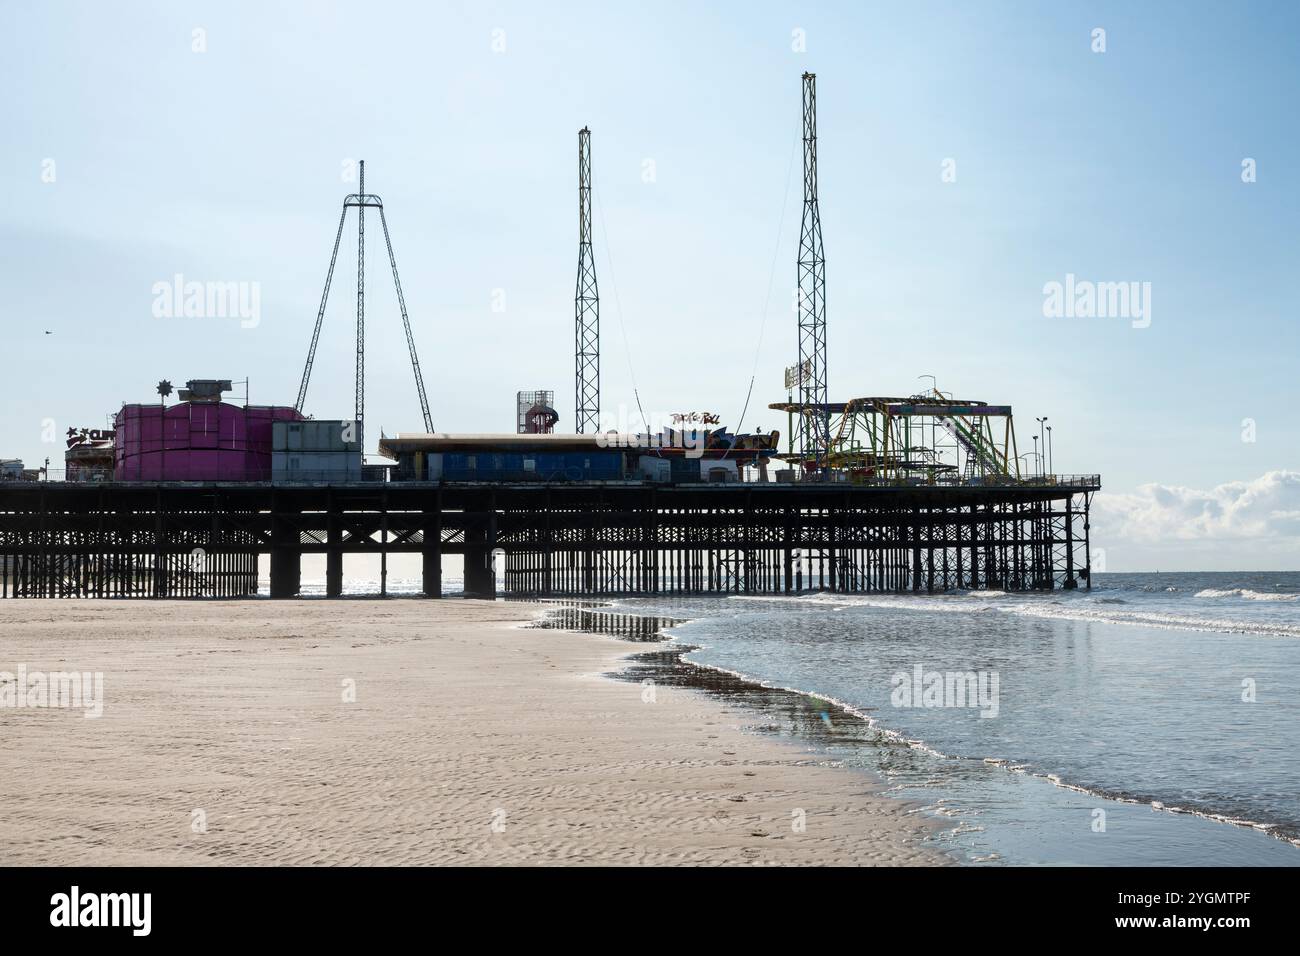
[355,160,366,429]
[295,160,435,435]
[574,127,600,434]
[796,73,829,471]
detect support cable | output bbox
[592,177,654,444]
[722,130,799,462]
[379,206,434,433]
[295,206,348,412]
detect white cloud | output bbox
[1094,471,1300,544]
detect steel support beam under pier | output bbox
[0,481,1098,600]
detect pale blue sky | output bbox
[2,1,1297,569]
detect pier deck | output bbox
[0,478,1099,598]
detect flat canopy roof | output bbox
[379,433,617,455]
[377,432,779,460]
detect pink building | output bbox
[114,380,304,481]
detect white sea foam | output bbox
[1194,587,1298,602]
[726,588,1300,638]
[994,601,1300,638]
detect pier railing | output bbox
[777,473,1102,490]
[6,472,1104,491]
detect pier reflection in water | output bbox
[523,602,683,642]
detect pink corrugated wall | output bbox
[113,402,304,481]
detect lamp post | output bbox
[1032,435,1039,477]
[1035,416,1048,477]
[1046,425,1053,476]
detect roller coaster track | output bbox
[934,413,1006,477]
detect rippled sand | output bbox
[0,599,941,865]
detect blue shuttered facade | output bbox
[441,451,625,482]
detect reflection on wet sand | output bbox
[527,601,931,781]
[524,602,683,642]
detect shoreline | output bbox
[0,598,946,866]
[531,599,990,860]
[580,592,1300,863]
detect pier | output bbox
[0,478,1098,599]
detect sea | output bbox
[287,570,1300,866]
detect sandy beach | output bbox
[0,599,941,866]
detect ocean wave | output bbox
[1194,587,1298,602]
[726,589,1300,638]
[994,601,1300,638]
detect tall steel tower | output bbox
[574,127,600,434]
[355,160,367,430]
[295,160,435,436]
[796,73,828,471]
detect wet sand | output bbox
[0,599,943,865]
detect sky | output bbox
[2,0,1298,571]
